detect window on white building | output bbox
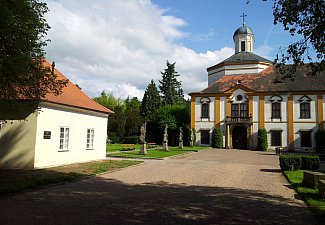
[271,130,282,146]
[59,127,69,150]
[300,131,312,147]
[200,97,211,119]
[86,128,95,149]
[272,102,281,119]
[298,95,311,119]
[231,103,248,117]
[300,102,311,118]
[201,103,209,118]
[241,41,245,52]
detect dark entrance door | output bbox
[232,126,247,149]
[201,130,210,145]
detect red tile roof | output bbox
[42,60,113,114]
[190,65,325,95]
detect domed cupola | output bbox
[233,17,254,53]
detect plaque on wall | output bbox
[43,131,51,139]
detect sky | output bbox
[43,0,299,100]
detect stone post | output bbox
[139,122,147,155]
[179,127,183,149]
[162,125,168,151]
[190,129,194,147]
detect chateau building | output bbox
[189,22,325,151]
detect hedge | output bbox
[279,154,320,171]
[301,155,320,171]
[123,135,139,144]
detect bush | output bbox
[108,135,120,144]
[212,127,223,148]
[315,130,325,153]
[123,136,139,144]
[257,128,268,151]
[301,155,320,171]
[279,154,302,170]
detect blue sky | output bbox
[153,0,297,57]
[43,0,300,100]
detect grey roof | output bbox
[221,52,272,64]
[233,25,254,40]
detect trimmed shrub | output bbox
[212,127,223,148]
[123,135,139,144]
[301,155,320,171]
[108,135,120,144]
[279,154,302,170]
[315,130,325,153]
[257,128,268,151]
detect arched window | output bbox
[269,95,283,119]
[200,97,211,119]
[298,96,311,119]
[272,102,281,119]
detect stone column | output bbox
[162,125,168,151]
[178,127,183,149]
[139,122,147,155]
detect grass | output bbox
[106,143,159,152]
[108,146,207,159]
[0,160,142,195]
[284,170,325,220]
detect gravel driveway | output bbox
[0,149,319,225]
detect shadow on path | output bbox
[0,177,318,225]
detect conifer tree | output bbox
[141,80,161,121]
[159,61,184,105]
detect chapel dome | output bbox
[233,24,254,41]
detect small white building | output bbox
[0,61,113,169]
[189,23,325,151]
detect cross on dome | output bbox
[240,13,247,26]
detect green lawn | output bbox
[284,170,325,220]
[108,146,207,159]
[0,160,142,195]
[106,143,160,152]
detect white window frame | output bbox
[86,128,95,150]
[59,127,70,151]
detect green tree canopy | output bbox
[141,80,161,121]
[153,104,190,130]
[159,61,184,105]
[124,96,143,136]
[273,0,325,78]
[93,91,124,111]
[247,0,324,77]
[0,0,67,100]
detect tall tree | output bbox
[159,61,184,105]
[124,96,143,137]
[247,0,324,78]
[0,0,67,101]
[141,80,161,121]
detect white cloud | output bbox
[44,0,233,100]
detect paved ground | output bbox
[0,149,319,225]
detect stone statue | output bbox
[139,122,147,154]
[179,127,183,149]
[162,125,168,151]
[139,122,146,144]
[190,129,194,147]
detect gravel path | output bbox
[0,149,319,225]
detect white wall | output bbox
[34,104,108,168]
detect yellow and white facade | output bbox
[189,24,325,151]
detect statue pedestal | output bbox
[139,142,147,155]
[162,141,168,151]
[179,141,183,149]
[189,141,193,147]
